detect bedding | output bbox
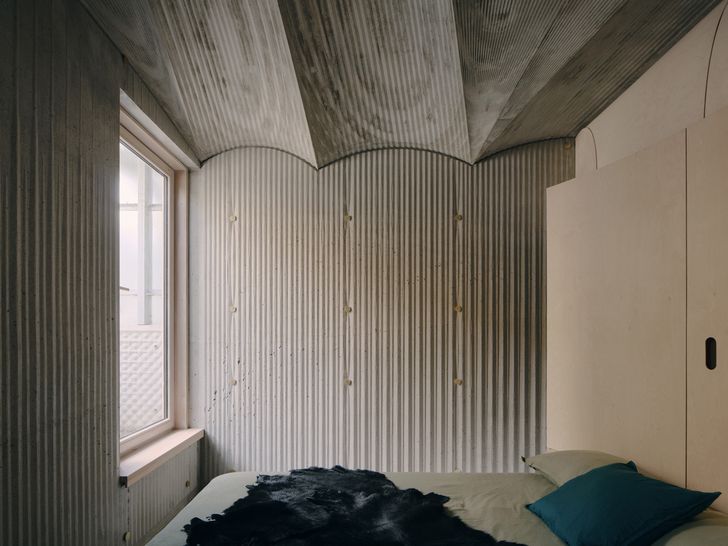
[524,450,627,486]
[149,468,728,546]
[182,466,523,545]
[149,470,563,546]
[528,462,720,546]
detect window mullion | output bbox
[136,162,154,325]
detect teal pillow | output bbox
[527,462,720,546]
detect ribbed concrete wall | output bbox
[85,0,720,166]
[127,443,201,546]
[0,0,123,543]
[0,1,200,544]
[278,0,470,165]
[189,141,574,481]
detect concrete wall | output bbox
[0,1,198,544]
[189,142,574,481]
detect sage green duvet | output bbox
[148,471,728,545]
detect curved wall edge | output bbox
[199,137,576,173]
[705,1,728,116]
[578,1,727,171]
[575,128,598,177]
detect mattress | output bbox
[149,471,728,546]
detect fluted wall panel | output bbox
[0,1,201,544]
[278,0,470,165]
[0,0,124,544]
[127,443,201,546]
[190,141,574,481]
[83,0,317,164]
[488,0,723,154]
[85,0,719,166]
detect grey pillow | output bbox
[525,450,628,486]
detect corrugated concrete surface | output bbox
[84,0,721,165]
[127,443,200,545]
[189,141,574,481]
[0,1,199,544]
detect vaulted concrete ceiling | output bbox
[83,0,720,167]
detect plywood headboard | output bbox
[548,104,728,515]
[546,131,687,488]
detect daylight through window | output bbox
[119,140,169,440]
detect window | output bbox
[118,116,188,455]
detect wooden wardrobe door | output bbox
[547,132,687,486]
[687,106,728,511]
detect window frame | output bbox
[119,111,189,457]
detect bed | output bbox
[148,470,728,545]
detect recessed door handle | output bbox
[706,337,717,370]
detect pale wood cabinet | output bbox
[548,106,728,511]
[547,132,687,487]
[687,106,728,512]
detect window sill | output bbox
[119,428,204,487]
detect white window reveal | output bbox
[117,109,196,482]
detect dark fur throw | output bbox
[183,466,526,546]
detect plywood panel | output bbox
[702,1,728,117]
[575,128,598,176]
[579,2,728,172]
[547,132,686,485]
[687,105,728,511]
